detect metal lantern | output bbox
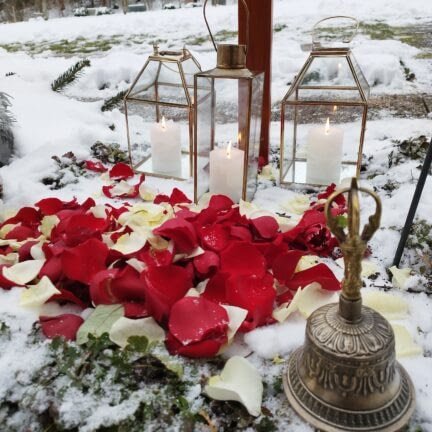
[280,17,369,187]
[193,0,264,203]
[124,44,201,180]
[284,178,415,432]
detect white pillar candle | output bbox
[150,117,182,174]
[306,117,344,185]
[209,142,245,203]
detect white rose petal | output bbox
[111,232,147,255]
[40,215,60,238]
[20,276,61,308]
[138,183,156,201]
[185,288,200,297]
[221,305,248,342]
[280,195,310,215]
[0,253,19,266]
[89,205,108,219]
[276,216,299,233]
[0,223,17,239]
[3,259,45,285]
[295,255,320,272]
[110,181,135,197]
[392,324,423,359]
[174,246,204,262]
[30,242,46,260]
[363,291,408,320]
[109,317,165,348]
[273,282,338,322]
[126,258,147,273]
[337,258,379,278]
[205,356,263,416]
[389,266,412,290]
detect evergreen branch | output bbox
[101,90,127,112]
[51,59,91,92]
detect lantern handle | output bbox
[312,16,359,48]
[203,0,249,55]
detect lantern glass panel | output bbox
[281,50,368,187]
[125,51,201,180]
[194,71,264,203]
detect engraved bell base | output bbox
[283,303,416,431]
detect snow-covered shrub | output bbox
[0,92,14,166]
[96,7,112,15]
[74,7,88,17]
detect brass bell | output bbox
[283,178,415,431]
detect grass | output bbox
[0,33,154,55]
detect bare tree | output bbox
[121,0,128,14]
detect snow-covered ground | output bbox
[0,1,431,431]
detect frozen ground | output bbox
[0,1,431,431]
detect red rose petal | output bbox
[50,288,87,309]
[111,266,146,302]
[62,238,109,284]
[109,162,134,180]
[168,296,228,345]
[272,250,304,284]
[208,195,234,212]
[89,269,120,305]
[226,273,275,331]
[18,240,40,261]
[153,218,198,254]
[202,272,229,304]
[5,225,39,241]
[285,263,341,291]
[165,331,225,358]
[39,256,63,283]
[85,160,108,173]
[277,289,294,305]
[251,216,279,240]
[200,224,229,252]
[39,314,84,341]
[229,225,252,242]
[2,207,40,227]
[153,194,170,204]
[220,242,266,278]
[143,265,192,323]
[193,250,220,276]
[124,302,149,318]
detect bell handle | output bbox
[203,0,249,55]
[312,15,359,48]
[325,178,381,244]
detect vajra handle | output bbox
[325,178,382,303]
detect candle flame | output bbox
[238,132,242,143]
[325,117,330,135]
[333,105,338,113]
[161,116,166,129]
[226,141,232,159]
[338,63,342,69]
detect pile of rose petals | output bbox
[0,166,345,358]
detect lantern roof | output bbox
[125,45,201,108]
[283,16,369,105]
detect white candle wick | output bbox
[325,117,330,135]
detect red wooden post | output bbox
[239,0,273,165]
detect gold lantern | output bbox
[193,0,264,203]
[124,44,201,180]
[284,178,415,432]
[280,17,369,187]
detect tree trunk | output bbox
[42,0,48,19]
[121,0,128,14]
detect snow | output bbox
[0,0,431,430]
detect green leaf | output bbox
[336,215,348,228]
[76,304,124,345]
[125,336,149,353]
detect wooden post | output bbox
[239,0,273,165]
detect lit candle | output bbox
[150,116,182,174]
[306,117,344,185]
[209,141,244,203]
